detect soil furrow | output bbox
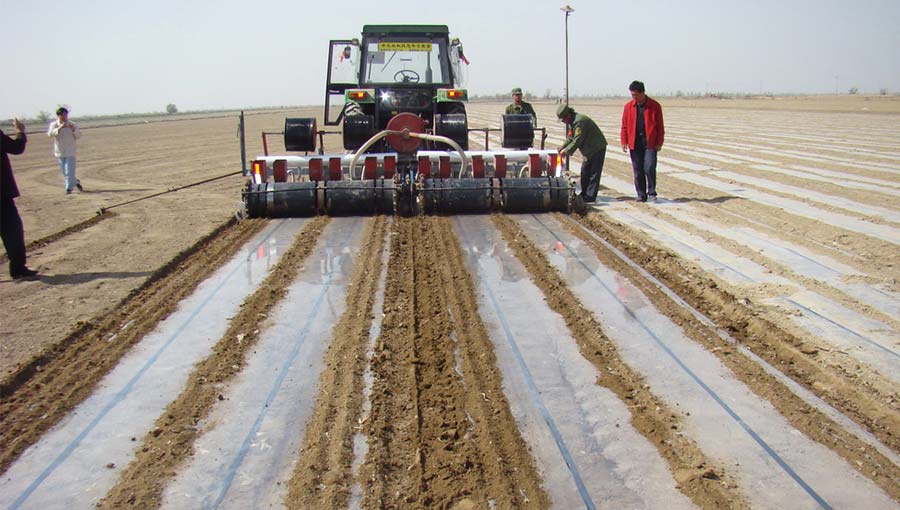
[360,216,420,507]
[491,214,748,510]
[97,216,330,509]
[0,211,115,265]
[561,211,900,498]
[631,202,900,331]
[431,217,551,508]
[361,216,550,509]
[0,216,265,475]
[571,211,900,455]
[285,216,388,509]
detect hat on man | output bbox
[511,87,523,95]
[556,103,574,119]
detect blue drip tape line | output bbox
[619,213,754,283]
[770,243,842,279]
[454,218,597,510]
[532,214,833,510]
[8,220,289,510]
[783,298,899,360]
[207,271,334,509]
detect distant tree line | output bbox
[469,88,894,102]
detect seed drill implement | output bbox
[242,25,580,217]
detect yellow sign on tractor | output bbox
[377,41,432,52]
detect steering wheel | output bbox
[394,69,420,83]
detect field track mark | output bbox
[360,216,550,509]
[285,216,388,510]
[491,214,748,510]
[566,211,900,499]
[96,216,330,510]
[0,217,265,476]
[0,211,115,266]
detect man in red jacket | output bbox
[621,80,664,202]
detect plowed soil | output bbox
[358,216,549,509]
[0,217,266,474]
[491,214,747,509]
[1,97,898,509]
[560,212,900,500]
[99,216,330,509]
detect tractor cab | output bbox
[324,25,469,152]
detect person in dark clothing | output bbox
[1,118,38,279]
[556,104,607,203]
[505,87,537,123]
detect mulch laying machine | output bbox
[242,25,580,217]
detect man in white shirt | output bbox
[47,106,83,194]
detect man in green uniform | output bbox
[557,104,607,203]
[505,87,537,123]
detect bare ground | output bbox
[358,216,550,509]
[1,98,898,508]
[0,216,266,474]
[491,214,748,509]
[98,217,329,509]
[562,211,900,499]
[285,216,388,509]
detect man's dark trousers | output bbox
[1,198,27,272]
[579,150,606,202]
[629,148,657,201]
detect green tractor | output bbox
[243,25,577,218]
[322,24,470,153]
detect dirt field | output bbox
[0,96,898,509]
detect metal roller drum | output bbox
[284,118,317,152]
[501,114,535,149]
[500,177,570,213]
[375,178,395,215]
[245,183,267,218]
[325,179,394,216]
[421,178,492,214]
[434,113,469,151]
[343,114,376,151]
[266,182,319,217]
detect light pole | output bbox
[561,5,574,105]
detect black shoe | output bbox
[572,195,588,215]
[10,267,38,279]
[583,197,596,203]
[638,195,647,202]
[66,189,72,195]
[76,180,84,192]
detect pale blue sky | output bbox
[2,0,899,118]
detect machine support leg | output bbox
[239,111,247,176]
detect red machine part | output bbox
[528,153,543,177]
[494,155,507,178]
[273,159,288,182]
[418,155,431,178]
[363,156,377,179]
[547,153,561,175]
[329,157,342,181]
[383,155,396,178]
[439,156,451,178]
[309,158,323,181]
[252,160,268,183]
[385,113,425,153]
[471,155,485,178]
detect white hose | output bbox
[348,130,468,179]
